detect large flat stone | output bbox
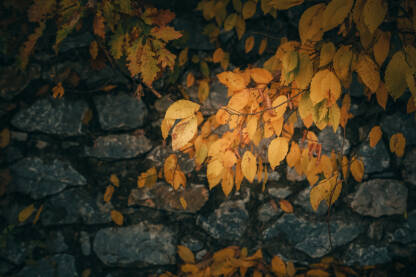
[17,254,78,277]
[357,141,390,174]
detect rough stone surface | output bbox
[154,95,174,114]
[85,134,152,159]
[0,65,40,100]
[357,141,390,174]
[258,201,282,222]
[180,236,204,252]
[47,232,69,253]
[197,201,249,241]
[17,254,78,277]
[146,145,195,173]
[173,17,215,50]
[263,214,364,258]
[286,166,305,182]
[381,113,416,146]
[93,222,176,266]
[388,210,416,244]
[10,157,86,199]
[94,92,148,130]
[128,183,208,213]
[40,188,112,226]
[343,244,391,266]
[294,187,328,216]
[80,231,91,256]
[403,148,416,186]
[0,235,27,265]
[318,127,350,155]
[11,98,88,136]
[268,186,292,199]
[350,179,407,217]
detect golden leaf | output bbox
[173,170,186,190]
[235,16,246,40]
[103,185,115,202]
[271,256,286,276]
[271,117,284,136]
[109,28,124,60]
[385,51,411,100]
[271,95,288,118]
[32,204,43,224]
[139,44,159,85]
[247,116,258,141]
[279,199,294,213]
[171,116,198,151]
[328,103,341,132]
[18,204,36,222]
[369,126,382,148]
[250,68,273,84]
[320,155,333,179]
[258,38,267,55]
[333,45,353,80]
[181,264,199,274]
[322,0,354,32]
[0,129,10,148]
[310,175,341,211]
[271,0,304,10]
[268,137,289,170]
[242,0,257,19]
[390,133,406,158]
[287,261,296,276]
[164,154,178,185]
[306,269,330,277]
[350,158,364,182]
[310,70,341,105]
[137,167,157,188]
[213,48,224,63]
[110,210,123,226]
[52,82,64,99]
[195,142,208,167]
[286,141,301,167]
[355,54,380,93]
[298,4,325,44]
[177,245,195,264]
[245,36,255,53]
[373,31,390,66]
[165,100,200,120]
[342,155,349,180]
[178,48,188,66]
[294,53,313,89]
[161,118,175,140]
[228,89,250,111]
[257,156,264,182]
[207,159,224,189]
[186,72,195,88]
[89,40,98,60]
[224,13,238,31]
[217,71,247,91]
[363,0,387,33]
[198,79,210,103]
[376,82,388,110]
[221,168,234,196]
[93,11,106,39]
[242,151,257,183]
[110,174,119,187]
[150,26,182,42]
[319,42,336,67]
[235,160,244,191]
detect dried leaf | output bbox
[286,142,301,167]
[355,54,380,92]
[310,70,341,105]
[235,16,246,39]
[221,168,234,196]
[373,31,390,66]
[52,82,64,98]
[213,48,224,63]
[89,40,98,60]
[310,175,341,211]
[279,199,294,213]
[228,89,250,111]
[242,151,257,183]
[322,0,354,32]
[224,13,238,31]
[32,204,43,224]
[258,38,267,55]
[173,170,186,190]
[390,133,406,157]
[271,95,288,118]
[271,255,286,276]
[198,79,210,103]
[250,68,273,84]
[298,4,325,44]
[93,11,106,39]
[242,1,257,19]
[363,0,387,33]
[268,137,289,170]
[350,158,364,182]
[271,0,304,10]
[207,159,224,189]
[295,52,313,89]
[110,174,119,187]
[245,36,255,53]
[110,210,123,226]
[18,204,36,222]
[306,269,330,277]
[103,185,115,203]
[178,48,188,66]
[186,73,195,88]
[0,129,10,148]
[385,51,411,100]
[178,245,195,264]
[171,115,198,151]
[333,45,352,80]
[217,71,247,91]
[376,82,388,110]
[369,126,382,148]
[165,100,200,120]
[150,26,182,42]
[137,167,157,188]
[320,42,336,67]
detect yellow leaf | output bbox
[110,210,123,226]
[355,54,380,93]
[406,72,416,98]
[271,95,288,118]
[228,89,250,111]
[207,159,224,189]
[217,71,247,91]
[279,199,294,213]
[150,26,182,42]
[165,100,200,120]
[110,174,119,187]
[173,170,186,190]
[178,48,188,66]
[52,82,64,99]
[385,51,411,100]
[164,154,178,184]
[235,16,246,40]
[328,103,341,132]
[233,0,242,12]
[271,256,286,276]
[0,128,10,148]
[18,204,36,222]
[213,247,235,262]
[171,115,197,151]
[320,155,333,179]
[224,13,238,31]
[376,82,388,110]
[198,79,210,103]
[369,126,382,148]
[322,0,354,32]
[186,72,195,88]
[103,185,115,202]
[242,1,257,19]
[89,40,98,60]
[246,116,258,141]
[177,245,195,264]
[221,168,234,196]
[250,68,273,84]
[245,36,255,53]
[295,52,313,89]
[258,38,267,55]
[390,133,406,158]
[181,263,199,273]
[271,0,304,10]
[320,42,336,67]
[363,0,387,33]
[161,118,175,140]
[306,269,330,277]
[342,155,349,180]
[32,204,43,224]
[333,45,353,80]
[350,158,364,182]
[298,4,325,44]
[195,142,208,167]
[137,167,157,188]
[373,31,390,66]
[310,175,341,211]
[286,142,301,167]
[287,261,296,276]
[268,137,289,170]
[213,48,224,63]
[242,151,257,183]
[310,70,341,105]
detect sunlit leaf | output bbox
[110,174,120,187]
[177,245,195,264]
[18,204,36,222]
[369,126,382,148]
[104,185,115,202]
[165,100,200,120]
[390,133,406,158]
[242,151,257,183]
[322,0,354,32]
[279,199,294,213]
[298,4,325,44]
[268,137,289,170]
[258,38,267,55]
[271,255,286,276]
[207,159,224,189]
[110,210,123,226]
[310,70,341,105]
[245,36,255,53]
[363,0,387,33]
[319,42,336,67]
[350,158,364,182]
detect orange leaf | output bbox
[223,150,237,168]
[93,11,106,39]
[110,210,123,226]
[217,71,247,91]
[164,154,178,185]
[271,256,286,276]
[110,174,120,187]
[258,38,267,55]
[279,200,294,213]
[186,73,195,88]
[245,36,255,53]
[173,170,186,190]
[103,185,115,203]
[286,142,301,167]
[221,168,234,196]
[150,26,182,42]
[268,137,289,170]
[350,158,364,182]
[32,204,43,224]
[376,82,388,110]
[390,133,406,157]
[242,151,257,183]
[89,40,98,60]
[271,95,288,118]
[250,68,273,84]
[207,159,224,189]
[177,245,195,264]
[213,48,225,63]
[228,89,250,111]
[306,269,330,277]
[18,204,36,222]
[0,128,10,148]
[235,160,244,191]
[52,82,64,99]
[369,126,382,148]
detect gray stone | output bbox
[94,92,148,130]
[258,201,282,222]
[294,186,328,216]
[0,260,13,275]
[47,231,69,253]
[146,145,195,174]
[388,210,416,244]
[10,157,86,199]
[343,244,390,266]
[154,95,174,114]
[85,134,152,160]
[0,235,26,265]
[41,188,112,226]
[180,236,204,252]
[11,98,88,136]
[128,183,208,213]
[10,131,28,141]
[268,186,292,199]
[17,254,78,277]
[350,179,407,217]
[286,166,305,182]
[197,200,249,241]
[173,17,215,50]
[381,113,416,146]
[318,127,350,156]
[0,65,40,100]
[367,221,384,241]
[403,148,416,186]
[93,222,176,266]
[357,141,390,174]
[263,214,364,258]
[59,32,93,52]
[80,231,91,256]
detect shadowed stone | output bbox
[343,244,390,266]
[17,254,78,277]
[357,141,390,174]
[93,222,176,266]
[381,113,416,146]
[403,148,416,186]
